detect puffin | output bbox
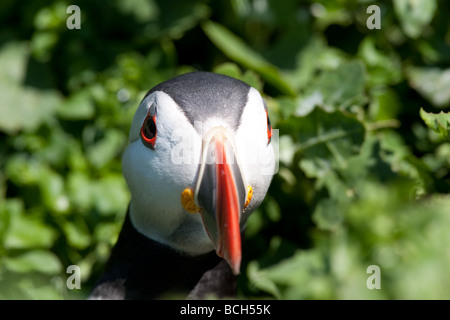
[89,72,276,299]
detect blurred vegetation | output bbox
[0,0,449,299]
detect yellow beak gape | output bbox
[244,185,253,209]
[181,185,253,214]
[181,188,201,214]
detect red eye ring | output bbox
[265,108,272,145]
[140,112,157,149]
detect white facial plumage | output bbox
[122,77,275,256]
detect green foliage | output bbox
[0,0,449,299]
[420,108,450,138]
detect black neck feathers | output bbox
[89,210,236,299]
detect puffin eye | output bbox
[140,110,157,149]
[263,101,272,145]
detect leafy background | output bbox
[0,0,449,299]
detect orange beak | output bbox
[195,128,246,275]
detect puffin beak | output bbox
[195,127,247,275]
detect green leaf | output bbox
[202,20,296,96]
[57,89,95,120]
[5,155,44,186]
[5,156,69,214]
[92,174,130,216]
[0,85,61,135]
[0,42,61,134]
[247,261,281,299]
[14,279,64,300]
[213,62,263,91]
[66,172,94,212]
[0,199,15,241]
[30,31,59,62]
[358,37,403,87]
[282,35,348,92]
[394,0,437,39]
[61,219,91,250]
[0,42,28,83]
[33,1,67,30]
[4,205,57,249]
[252,250,331,299]
[378,130,432,196]
[407,67,450,108]
[155,1,210,40]
[39,169,69,214]
[66,172,129,216]
[343,185,450,299]
[420,108,450,138]
[281,108,366,177]
[368,87,401,121]
[341,134,396,185]
[297,61,367,113]
[3,250,62,275]
[116,0,159,23]
[86,129,127,169]
[312,198,344,231]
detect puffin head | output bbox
[122,72,276,275]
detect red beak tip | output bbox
[228,257,241,276]
[217,250,241,275]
